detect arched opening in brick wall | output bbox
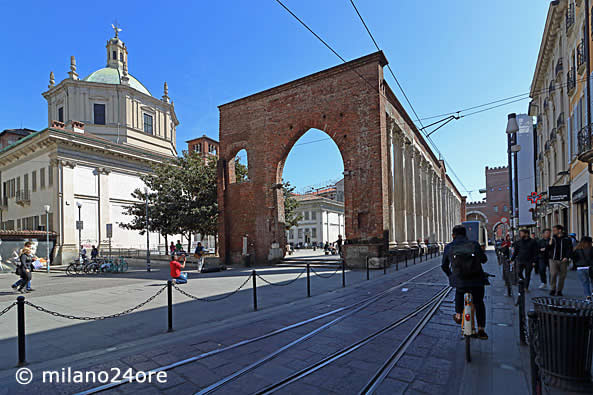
[280,128,346,253]
[233,149,249,183]
[492,221,509,240]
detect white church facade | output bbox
[0,29,179,264]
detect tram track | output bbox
[77,260,445,395]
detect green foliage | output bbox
[283,181,301,230]
[235,158,248,182]
[120,151,218,244]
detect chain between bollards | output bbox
[167,280,173,332]
[252,270,258,311]
[17,296,26,366]
[306,263,311,297]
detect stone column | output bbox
[422,165,430,243]
[405,144,417,246]
[428,171,434,243]
[414,151,424,246]
[393,132,408,246]
[387,129,396,247]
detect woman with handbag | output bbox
[572,236,593,300]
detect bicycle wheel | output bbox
[465,335,471,362]
[66,263,75,276]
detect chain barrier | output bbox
[0,302,16,318]
[310,266,340,279]
[24,285,167,321]
[173,274,253,302]
[256,269,306,287]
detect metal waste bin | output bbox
[531,297,593,392]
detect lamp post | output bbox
[44,205,50,273]
[145,187,151,272]
[506,113,520,241]
[76,201,82,262]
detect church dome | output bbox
[83,67,151,96]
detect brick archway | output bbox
[217,52,393,265]
[217,51,465,265]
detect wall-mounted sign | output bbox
[572,184,588,204]
[548,185,570,203]
[527,192,542,204]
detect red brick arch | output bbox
[217,52,395,265]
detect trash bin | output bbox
[531,297,593,392]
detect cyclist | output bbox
[442,225,489,340]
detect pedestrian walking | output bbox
[536,228,551,289]
[169,241,175,256]
[175,240,183,254]
[91,245,99,260]
[571,236,593,299]
[12,245,34,293]
[335,235,344,256]
[511,229,539,291]
[549,224,573,296]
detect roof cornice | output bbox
[530,1,563,97]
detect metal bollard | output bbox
[17,296,26,366]
[404,254,407,268]
[528,311,542,395]
[413,250,416,265]
[383,259,387,275]
[518,279,526,345]
[306,264,311,297]
[167,280,173,332]
[366,258,370,281]
[342,261,346,288]
[252,270,258,311]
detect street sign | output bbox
[106,223,113,238]
[500,217,508,224]
[76,220,84,230]
[548,185,570,203]
[527,192,542,204]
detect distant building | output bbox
[0,129,36,149]
[465,166,510,240]
[186,135,218,161]
[287,194,345,247]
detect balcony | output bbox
[556,112,564,129]
[578,125,593,164]
[544,140,551,152]
[0,196,7,208]
[538,152,543,162]
[567,69,576,95]
[566,3,575,33]
[15,189,30,206]
[577,40,586,74]
[543,98,549,110]
[550,128,557,140]
[555,57,563,77]
[548,80,555,95]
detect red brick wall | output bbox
[465,166,510,239]
[218,52,392,264]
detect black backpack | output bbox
[450,241,482,280]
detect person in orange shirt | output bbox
[170,254,187,284]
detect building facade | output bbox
[186,135,219,161]
[465,166,510,240]
[0,30,179,263]
[286,194,345,247]
[530,0,593,238]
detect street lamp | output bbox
[44,205,50,273]
[144,186,151,272]
[76,201,82,262]
[506,113,520,241]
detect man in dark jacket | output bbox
[511,229,539,291]
[549,225,573,296]
[536,228,551,289]
[442,225,489,339]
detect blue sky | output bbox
[2,0,549,200]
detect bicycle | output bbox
[462,273,495,363]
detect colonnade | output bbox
[386,118,462,248]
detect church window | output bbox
[40,168,45,189]
[94,104,106,125]
[112,51,116,60]
[208,144,217,155]
[143,114,154,134]
[58,107,64,123]
[119,52,123,62]
[194,143,202,153]
[494,205,499,212]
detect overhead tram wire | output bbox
[348,0,474,195]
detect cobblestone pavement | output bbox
[1,250,586,394]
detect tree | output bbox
[283,181,301,229]
[235,158,248,182]
[120,151,218,251]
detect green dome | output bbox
[83,67,151,96]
